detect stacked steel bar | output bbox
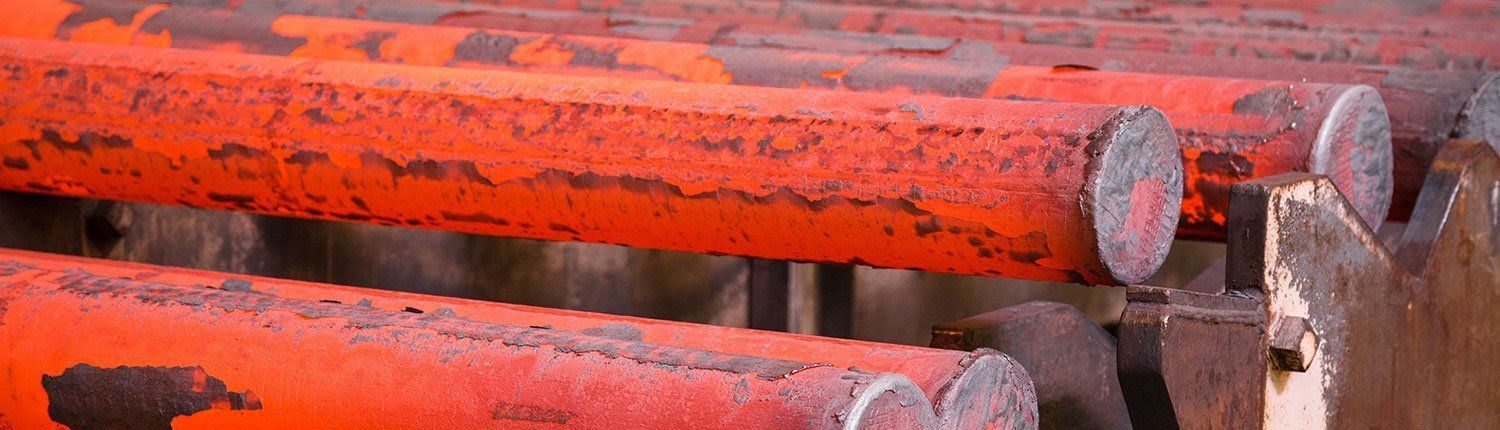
[0,37,1184,285]
[401,0,1500,71]
[0,248,1038,429]
[1,3,1392,238]
[0,248,956,429]
[88,0,1492,220]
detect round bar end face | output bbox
[841,372,941,430]
[1455,73,1500,152]
[932,350,1037,430]
[1086,107,1182,285]
[1310,84,1394,228]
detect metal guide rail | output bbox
[0,0,1495,428]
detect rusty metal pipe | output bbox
[0,37,1184,285]
[0,248,1039,429]
[2,6,1391,238]
[0,248,947,429]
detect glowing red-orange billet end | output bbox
[0,248,1041,429]
[0,248,961,429]
[0,37,1183,284]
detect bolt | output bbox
[1269,315,1318,372]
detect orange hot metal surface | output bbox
[795,0,1500,22]
[0,248,1039,430]
[2,4,1390,238]
[0,37,1184,285]
[64,0,1484,222]
[0,249,945,429]
[691,26,1499,222]
[407,0,1500,72]
[57,0,1500,72]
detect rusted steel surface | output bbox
[931,301,1129,430]
[0,5,1391,238]
[1224,139,1499,427]
[0,37,1186,285]
[795,0,1500,25]
[51,0,1499,72]
[1116,286,1266,430]
[946,42,1496,222]
[0,248,1038,429]
[407,0,1500,72]
[697,28,1495,221]
[68,0,1482,222]
[0,249,950,429]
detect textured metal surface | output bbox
[792,0,1500,39]
[931,301,1129,430]
[51,0,1479,223]
[0,3,1393,239]
[1225,139,1499,427]
[1116,286,1267,430]
[0,248,1039,429]
[0,249,949,429]
[0,36,1185,285]
[404,0,1500,71]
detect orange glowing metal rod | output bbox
[0,37,1183,284]
[0,248,1040,429]
[0,248,955,429]
[0,2,1387,237]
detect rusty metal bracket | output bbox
[1224,139,1499,427]
[1117,286,1267,430]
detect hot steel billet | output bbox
[0,248,1039,429]
[791,0,1500,24]
[404,0,1500,72]
[4,7,1391,237]
[46,0,1499,71]
[699,28,1500,221]
[0,248,950,429]
[0,38,1184,285]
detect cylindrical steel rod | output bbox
[0,37,1183,284]
[0,248,946,429]
[401,0,1500,72]
[66,0,1478,220]
[691,27,1499,221]
[4,6,1390,237]
[0,248,1038,429]
[790,0,1500,23]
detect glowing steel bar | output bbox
[404,0,1500,72]
[0,248,1039,429]
[0,37,1183,285]
[700,28,1500,221]
[1,5,1389,237]
[55,0,1477,220]
[0,248,952,429]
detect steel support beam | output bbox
[1112,139,1498,428]
[1222,139,1500,427]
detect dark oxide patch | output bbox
[42,364,262,430]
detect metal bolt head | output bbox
[1269,316,1318,372]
